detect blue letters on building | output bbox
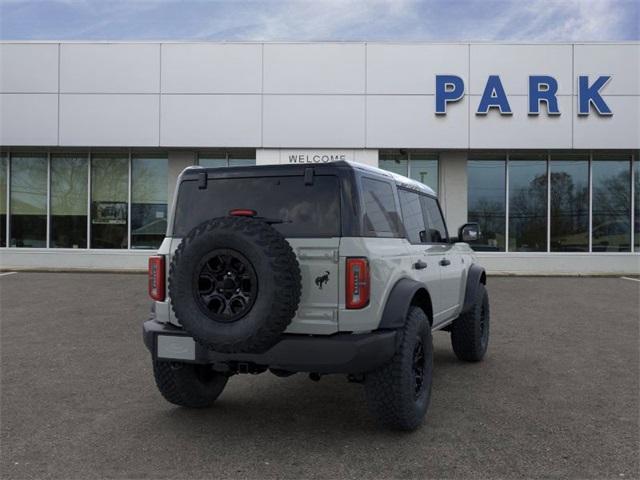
[578,75,613,116]
[435,75,465,115]
[529,76,560,115]
[432,74,613,117]
[476,75,512,115]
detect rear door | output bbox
[420,195,463,320]
[397,188,445,321]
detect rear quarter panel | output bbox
[338,237,416,333]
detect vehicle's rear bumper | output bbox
[143,319,397,374]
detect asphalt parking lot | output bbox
[1,273,638,480]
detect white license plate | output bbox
[157,335,196,361]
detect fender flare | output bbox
[461,264,486,314]
[378,278,432,330]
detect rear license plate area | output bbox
[156,335,196,361]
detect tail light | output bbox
[148,255,165,301]
[229,209,257,217]
[346,257,369,309]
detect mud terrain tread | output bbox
[153,361,227,408]
[365,306,432,431]
[169,217,301,353]
[450,283,489,362]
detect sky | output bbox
[0,0,638,42]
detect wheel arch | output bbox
[378,278,433,330]
[461,263,486,314]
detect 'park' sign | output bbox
[435,75,612,116]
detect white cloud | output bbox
[0,0,637,41]
[191,0,636,42]
[493,0,631,41]
[194,0,416,41]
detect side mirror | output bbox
[458,223,480,243]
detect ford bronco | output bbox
[143,161,489,430]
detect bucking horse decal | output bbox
[315,271,330,290]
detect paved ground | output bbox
[1,273,638,480]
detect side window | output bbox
[420,195,448,243]
[361,177,402,237]
[398,189,427,244]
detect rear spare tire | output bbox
[169,216,301,353]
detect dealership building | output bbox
[0,41,638,274]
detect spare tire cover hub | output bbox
[194,249,258,323]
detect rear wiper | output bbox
[255,217,291,225]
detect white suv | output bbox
[143,161,490,430]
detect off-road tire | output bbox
[153,361,228,408]
[364,306,433,431]
[450,283,490,362]
[169,216,301,354]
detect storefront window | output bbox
[467,157,506,251]
[199,150,256,168]
[380,151,439,193]
[50,155,88,248]
[199,152,226,168]
[592,154,631,252]
[91,154,128,249]
[379,151,408,176]
[549,154,589,252]
[131,155,168,249]
[10,154,47,248]
[508,153,548,252]
[0,154,7,247]
[409,153,438,194]
[228,150,256,167]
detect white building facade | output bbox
[0,41,638,274]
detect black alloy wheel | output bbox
[193,249,258,323]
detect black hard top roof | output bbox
[180,160,436,197]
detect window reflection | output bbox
[410,154,438,193]
[91,155,128,249]
[51,155,88,248]
[550,156,589,252]
[199,150,256,168]
[199,153,227,168]
[361,177,402,237]
[228,150,256,167]
[421,195,448,242]
[131,156,168,249]
[0,155,6,247]
[10,154,47,247]
[508,155,547,252]
[592,155,631,252]
[468,158,506,251]
[379,151,408,176]
[398,189,426,243]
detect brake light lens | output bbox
[346,257,369,309]
[229,209,257,217]
[148,255,165,301]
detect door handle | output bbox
[413,260,427,270]
[439,258,451,267]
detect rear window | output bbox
[173,175,341,238]
[361,177,403,237]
